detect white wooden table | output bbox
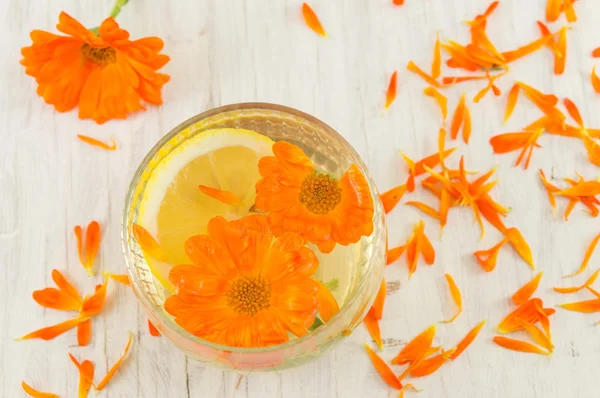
[2,0,600,397]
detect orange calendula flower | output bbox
[440,273,462,323]
[21,381,59,398]
[380,184,407,214]
[198,185,242,206]
[21,12,169,124]
[255,141,374,254]
[384,71,398,110]
[301,3,326,37]
[512,272,543,305]
[74,220,101,275]
[372,279,386,320]
[564,232,600,277]
[493,336,550,355]
[364,344,403,390]
[450,319,486,360]
[164,215,320,347]
[148,320,161,337]
[96,333,133,391]
[392,324,436,365]
[77,135,117,151]
[363,307,384,350]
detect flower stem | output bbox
[109,0,130,19]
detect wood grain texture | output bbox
[1,0,599,397]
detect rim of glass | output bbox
[122,102,384,354]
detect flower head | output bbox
[255,141,374,253]
[164,215,320,348]
[20,12,169,124]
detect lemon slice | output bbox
[137,128,274,290]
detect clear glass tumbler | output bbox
[122,103,386,371]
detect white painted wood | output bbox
[1,0,599,397]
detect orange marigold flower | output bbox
[255,141,374,254]
[164,215,320,348]
[20,12,169,124]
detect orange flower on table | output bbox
[164,215,320,348]
[255,141,374,254]
[20,12,169,124]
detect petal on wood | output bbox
[559,299,600,313]
[440,273,462,323]
[493,336,550,355]
[380,184,407,214]
[301,3,326,37]
[363,308,384,350]
[391,324,436,365]
[21,381,59,398]
[505,228,535,269]
[384,71,398,110]
[372,279,386,320]
[512,272,543,305]
[563,232,600,277]
[364,344,403,390]
[95,333,134,391]
[450,320,487,360]
[18,317,88,341]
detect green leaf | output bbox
[308,317,324,331]
[323,278,339,292]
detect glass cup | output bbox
[122,103,386,371]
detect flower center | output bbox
[227,277,271,316]
[299,173,342,214]
[81,44,116,66]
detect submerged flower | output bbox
[255,141,374,254]
[20,12,169,124]
[164,215,320,348]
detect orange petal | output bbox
[582,135,600,167]
[521,322,553,352]
[474,238,507,272]
[77,318,92,346]
[560,298,600,313]
[132,224,166,261]
[489,132,533,153]
[493,336,549,355]
[450,94,466,140]
[74,225,85,267]
[398,346,441,380]
[414,148,457,176]
[18,317,87,340]
[477,197,508,234]
[95,333,134,391]
[52,269,82,303]
[593,47,600,58]
[498,298,546,333]
[391,324,436,365]
[302,3,326,37]
[587,286,600,298]
[424,86,448,121]
[364,343,403,390]
[462,100,472,144]
[84,221,101,275]
[502,31,558,63]
[393,0,405,5]
[387,244,407,265]
[380,184,407,214]
[556,181,600,197]
[77,134,117,151]
[384,71,398,110]
[504,84,520,125]
[33,288,82,311]
[81,279,108,317]
[443,75,489,85]
[564,233,600,277]
[398,384,421,398]
[440,273,462,323]
[372,279,386,320]
[420,228,435,265]
[407,61,443,88]
[563,98,584,127]
[148,320,161,336]
[316,280,340,322]
[563,0,577,23]
[554,28,567,75]
[539,169,559,212]
[432,34,441,79]
[363,308,383,350]
[592,66,600,93]
[410,349,454,377]
[198,185,242,206]
[21,381,59,398]
[450,320,487,360]
[505,228,534,269]
[103,273,130,285]
[77,359,95,398]
[512,272,543,305]
[546,0,561,22]
[406,201,440,220]
[554,269,600,293]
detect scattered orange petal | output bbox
[363,308,384,350]
[505,228,534,269]
[398,384,421,398]
[592,67,600,93]
[77,318,91,347]
[560,298,600,313]
[103,273,130,285]
[539,170,559,212]
[556,181,600,197]
[424,86,448,121]
[301,3,326,37]
[21,381,59,398]
[18,317,88,341]
[582,135,600,167]
[593,47,600,58]
[393,0,405,5]
[398,346,441,380]
[384,71,398,110]
[462,100,472,144]
[75,359,95,398]
[442,75,489,85]
[493,336,549,355]
[406,201,441,220]
[407,61,443,88]
[563,0,577,22]
[95,333,134,391]
[563,98,584,127]
[432,34,441,79]
[502,30,559,62]
[498,298,547,333]
[316,280,340,322]
[364,343,403,390]
[198,185,242,206]
[81,279,108,317]
[554,28,567,75]
[521,322,553,352]
[450,320,487,360]
[409,349,454,377]
[372,279,386,320]
[450,94,466,140]
[52,269,82,303]
[512,272,543,305]
[546,0,561,22]
[148,320,161,337]
[380,184,407,214]
[440,273,462,323]
[474,238,507,272]
[33,287,81,311]
[504,84,520,125]
[77,135,117,151]
[74,221,101,275]
[387,244,406,265]
[392,324,436,365]
[132,224,166,262]
[554,269,600,293]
